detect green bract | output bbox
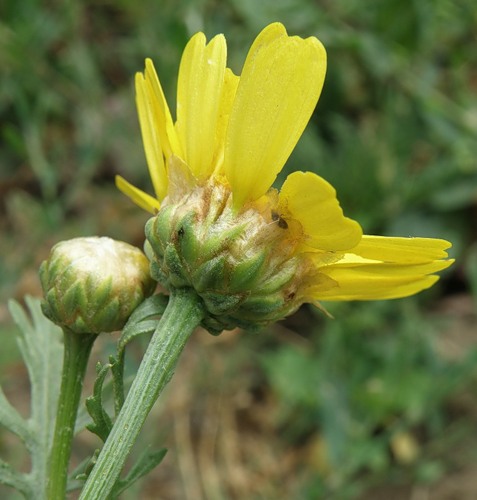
[145,182,311,334]
[40,237,156,334]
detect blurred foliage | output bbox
[1,0,477,498]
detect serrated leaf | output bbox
[76,358,128,436]
[4,296,64,498]
[0,459,32,497]
[85,362,113,442]
[110,353,125,416]
[111,447,167,497]
[0,385,32,444]
[66,450,100,492]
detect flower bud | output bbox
[40,237,156,334]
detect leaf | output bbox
[111,447,168,497]
[85,362,114,442]
[118,294,169,356]
[0,385,32,444]
[110,352,125,416]
[0,459,32,497]
[67,450,100,492]
[2,296,63,498]
[113,294,168,414]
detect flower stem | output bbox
[47,330,97,500]
[79,288,204,499]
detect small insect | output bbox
[271,210,289,229]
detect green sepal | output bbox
[38,260,49,290]
[71,316,89,335]
[149,258,168,284]
[164,244,189,287]
[177,212,201,264]
[259,265,297,295]
[201,291,245,315]
[201,318,225,336]
[229,316,267,332]
[202,225,244,259]
[240,294,285,315]
[61,279,85,321]
[146,206,173,257]
[201,312,264,334]
[192,254,227,292]
[85,274,113,309]
[42,288,58,322]
[229,251,266,291]
[90,295,120,332]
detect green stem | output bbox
[47,330,97,500]
[79,288,204,499]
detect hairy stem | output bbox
[47,330,96,499]
[79,288,204,499]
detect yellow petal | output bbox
[224,23,327,207]
[349,235,452,263]
[136,72,168,200]
[310,272,440,301]
[246,21,288,57]
[144,59,183,160]
[307,236,453,301]
[212,68,240,175]
[176,32,227,180]
[279,171,362,251]
[115,175,161,214]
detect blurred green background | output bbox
[1,0,476,498]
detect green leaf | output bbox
[118,294,168,356]
[0,385,32,444]
[111,447,167,497]
[2,296,63,498]
[110,353,125,416]
[85,362,114,442]
[0,459,32,497]
[83,294,169,445]
[66,450,100,492]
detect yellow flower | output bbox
[117,23,453,329]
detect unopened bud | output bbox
[40,237,156,334]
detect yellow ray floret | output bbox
[115,175,160,214]
[144,58,182,160]
[135,72,167,201]
[308,237,454,301]
[176,32,227,180]
[223,23,327,207]
[278,171,362,251]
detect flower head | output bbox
[117,23,453,332]
[40,237,156,334]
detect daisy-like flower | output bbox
[117,22,453,333]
